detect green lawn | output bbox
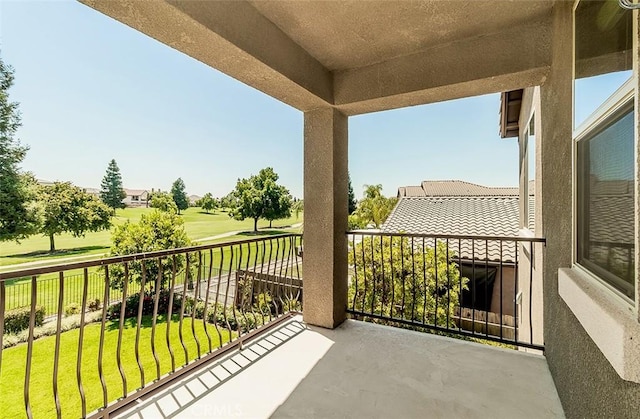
[0,207,303,268]
[3,235,303,314]
[0,315,234,418]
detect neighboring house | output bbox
[189,194,202,206]
[36,178,55,187]
[87,186,150,208]
[123,189,149,207]
[398,180,520,198]
[383,181,536,337]
[82,187,101,198]
[395,179,535,232]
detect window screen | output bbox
[577,103,635,299]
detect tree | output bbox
[229,167,292,232]
[219,192,235,212]
[39,182,112,252]
[263,181,292,228]
[292,199,304,220]
[149,191,178,213]
[348,173,357,215]
[348,236,468,327]
[0,56,40,242]
[352,184,397,228]
[99,159,126,210]
[171,178,189,214]
[108,209,192,291]
[196,193,217,213]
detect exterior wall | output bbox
[518,86,545,349]
[123,191,149,207]
[538,4,640,417]
[488,266,515,318]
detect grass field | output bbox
[3,234,303,314]
[0,207,303,268]
[0,315,234,418]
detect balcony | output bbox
[113,317,563,419]
[0,232,558,418]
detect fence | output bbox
[3,266,233,318]
[346,231,545,350]
[0,233,303,419]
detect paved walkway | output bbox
[0,253,108,273]
[192,223,303,243]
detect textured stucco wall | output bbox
[302,108,348,328]
[540,3,640,418]
[517,87,545,349]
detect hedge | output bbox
[4,305,46,334]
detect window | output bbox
[528,117,535,186]
[574,0,632,129]
[577,101,634,299]
[574,0,635,301]
[519,111,535,231]
[522,114,535,231]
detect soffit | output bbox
[249,0,554,71]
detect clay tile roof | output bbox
[381,196,535,262]
[397,180,530,198]
[398,186,426,197]
[419,180,519,196]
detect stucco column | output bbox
[303,108,348,328]
[538,0,574,403]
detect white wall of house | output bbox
[123,190,149,207]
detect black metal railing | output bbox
[0,234,302,419]
[346,231,545,350]
[3,267,231,318]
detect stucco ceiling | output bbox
[249,0,554,71]
[82,0,556,114]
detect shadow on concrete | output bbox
[116,320,307,418]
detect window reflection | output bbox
[577,106,635,299]
[574,0,632,128]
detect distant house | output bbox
[397,179,534,234]
[384,180,535,337]
[123,189,149,207]
[189,195,202,206]
[83,187,101,198]
[36,178,55,187]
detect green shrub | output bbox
[88,299,101,312]
[3,311,102,349]
[64,303,80,316]
[256,293,272,315]
[4,305,46,334]
[106,289,182,320]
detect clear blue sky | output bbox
[1,0,522,199]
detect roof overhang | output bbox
[80,0,554,116]
[499,89,524,139]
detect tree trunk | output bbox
[254,218,258,232]
[269,220,273,228]
[49,234,56,252]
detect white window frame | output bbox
[572,77,635,304]
[521,112,536,231]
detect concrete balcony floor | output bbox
[116,316,564,419]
